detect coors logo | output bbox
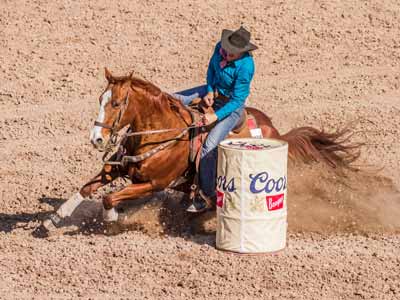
[216,190,224,208]
[266,194,284,211]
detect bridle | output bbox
[94,92,130,154]
[93,90,204,166]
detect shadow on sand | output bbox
[5,193,215,246]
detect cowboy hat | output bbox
[221,26,258,54]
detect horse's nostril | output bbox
[96,138,104,145]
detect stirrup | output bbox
[186,190,213,213]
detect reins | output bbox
[95,91,204,166]
[123,124,201,137]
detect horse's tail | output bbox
[279,126,362,169]
[246,107,362,169]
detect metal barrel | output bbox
[216,138,288,253]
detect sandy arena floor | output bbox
[1,0,400,299]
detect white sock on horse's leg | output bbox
[57,192,84,218]
[42,192,84,230]
[103,207,118,222]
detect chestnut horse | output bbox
[42,69,360,230]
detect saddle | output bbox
[187,97,259,171]
[167,96,262,204]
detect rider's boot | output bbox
[186,190,215,213]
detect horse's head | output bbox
[90,68,133,151]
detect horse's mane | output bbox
[110,74,182,110]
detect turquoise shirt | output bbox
[206,42,255,120]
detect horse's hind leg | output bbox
[102,182,154,222]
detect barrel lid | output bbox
[219,138,287,151]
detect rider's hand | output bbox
[203,112,218,125]
[203,92,214,107]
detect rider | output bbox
[174,26,258,212]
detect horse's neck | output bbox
[130,93,186,132]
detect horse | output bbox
[42,68,361,231]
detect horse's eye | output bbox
[111,101,120,108]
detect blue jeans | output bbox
[174,85,243,198]
[172,85,208,106]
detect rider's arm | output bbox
[206,43,221,93]
[215,57,255,120]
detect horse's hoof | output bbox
[103,207,118,222]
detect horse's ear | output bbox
[105,67,113,82]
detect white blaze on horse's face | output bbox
[90,89,112,148]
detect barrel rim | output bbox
[218,137,288,152]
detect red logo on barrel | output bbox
[266,194,284,211]
[216,190,224,208]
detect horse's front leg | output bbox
[102,182,154,222]
[42,163,122,231]
[79,163,121,197]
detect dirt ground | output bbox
[1,0,400,299]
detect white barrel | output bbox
[216,138,288,253]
